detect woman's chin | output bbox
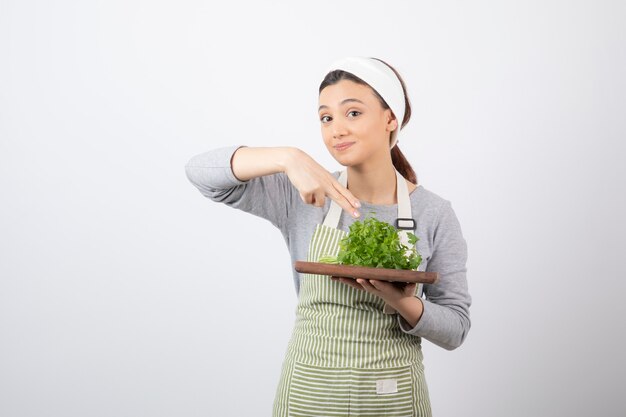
[332,154,360,167]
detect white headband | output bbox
[325,56,405,149]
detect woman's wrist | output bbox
[392,295,424,328]
[277,146,301,174]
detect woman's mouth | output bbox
[334,142,355,151]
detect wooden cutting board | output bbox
[294,261,438,284]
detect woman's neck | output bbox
[347,162,399,205]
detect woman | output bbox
[185,56,471,417]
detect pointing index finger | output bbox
[329,178,361,218]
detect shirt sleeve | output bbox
[184,145,295,233]
[396,200,472,350]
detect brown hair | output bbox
[318,57,417,184]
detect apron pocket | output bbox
[348,365,415,417]
[287,361,415,417]
[288,361,351,416]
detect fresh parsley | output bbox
[319,213,422,270]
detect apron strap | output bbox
[322,170,347,229]
[395,172,424,299]
[395,170,414,248]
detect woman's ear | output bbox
[386,112,399,132]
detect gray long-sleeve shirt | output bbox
[185,145,472,350]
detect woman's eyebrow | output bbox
[318,98,365,111]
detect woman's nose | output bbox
[332,120,348,139]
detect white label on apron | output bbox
[376,378,398,394]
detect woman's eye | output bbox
[320,115,331,123]
[348,110,361,117]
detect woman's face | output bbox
[318,79,397,167]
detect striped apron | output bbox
[272,170,432,417]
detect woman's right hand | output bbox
[284,148,361,218]
[229,146,360,218]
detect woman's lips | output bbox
[334,142,355,151]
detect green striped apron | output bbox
[273,170,432,417]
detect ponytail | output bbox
[391,146,417,184]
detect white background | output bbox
[1,1,625,416]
